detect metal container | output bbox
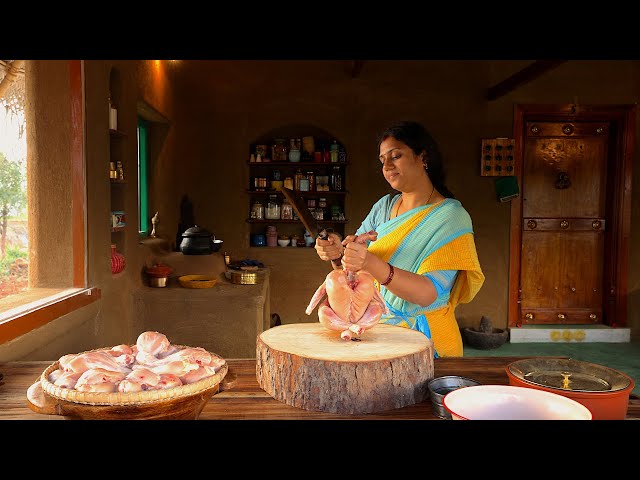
[148,276,169,288]
[506,358,635,420]
[226,269,259,285]
[428,375,481,419]
[180,225,222,255]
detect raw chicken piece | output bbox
[136,360,199,377]
[76,382,118,393]
[103,345,136,367]
[64,351,132,374]
[107,344,133,355]
[53,371,83,389]
[306,231,387,341]
[48,368,65,384]
[180,365,217,384]
[75,368,127,389]
[125,367,160,388]
[157,345,179,359]
[155,374,183,390]
[118,380,144,393]
[136,331,171,356]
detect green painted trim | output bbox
[137,118,148,234]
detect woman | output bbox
[315,120,484,357]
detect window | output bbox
[0,60,98,344]
[137,117,149,235]
[0,60,28,304]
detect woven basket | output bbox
[40,345,227,406]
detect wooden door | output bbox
[509,104,635,328]
[520,122,607,325]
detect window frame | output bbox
[0,60,99,344]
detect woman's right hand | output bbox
[315,232,344,262]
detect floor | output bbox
[463,339,640,396]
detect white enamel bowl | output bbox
[443,384,592,420]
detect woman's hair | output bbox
[376,120,455,198]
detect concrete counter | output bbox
[133,250,270,358]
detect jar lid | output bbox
[182,225,212,238]
[145,263,173,277]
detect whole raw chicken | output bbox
[306,231,388,340]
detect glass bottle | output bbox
[265,195,281,220]
[116,161,125,181]
[288,138,301,162]
[331,166,342,191]
[330,140,339,163]
[251,199,264,220]
[281,199,293,219]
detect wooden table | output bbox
[1,356,638,420]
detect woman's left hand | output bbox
[341,238,370,272]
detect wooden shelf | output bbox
[109,129,127,137]
[248,161,348,167]
[247,219,347,224]
[246,189,347,196]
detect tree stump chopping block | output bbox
[256,323,434,415]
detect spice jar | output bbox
[288,138,301,162]
[281,199,293,219]
[251,199,264,220]
[265,194,281,220]
[273,138,288,162]
[284,176,294,190]
[266,225,278,247]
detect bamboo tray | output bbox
[26,345,235,420]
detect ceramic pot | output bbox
[110,244,125,274]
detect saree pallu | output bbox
[362,197,485,357]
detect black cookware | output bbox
[179,225,223,255]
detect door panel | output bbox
[520,121,608,325]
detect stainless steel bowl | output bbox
[428,375,481,419]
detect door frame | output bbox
[509,104,636,328]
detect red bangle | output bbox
[381,263,394,286]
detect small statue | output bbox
[150,211,159,238]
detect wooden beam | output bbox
[487,60,567,101]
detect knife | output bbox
[281,187,343,267]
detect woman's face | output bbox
[378,136,424,190]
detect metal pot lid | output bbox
[182,225,213,238]
[507,358,632,393]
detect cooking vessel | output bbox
[145,263,173,288]
[505,358,635,420]
[179,225,222,255]
[281,187,342,268]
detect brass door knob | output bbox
[592,220,601,230]
[525,313,534,320]
[590,313,597,320]
[527,220,537,229]
[560,220,569,229]
[557,313,566,320]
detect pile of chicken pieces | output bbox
[46,331,226,393]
